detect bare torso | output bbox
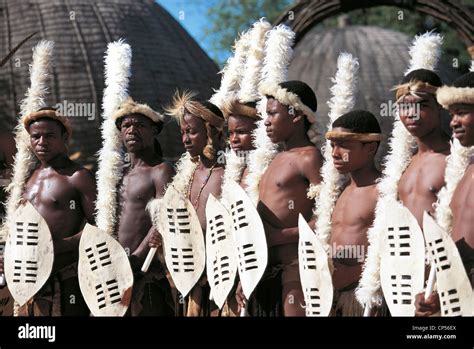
[23,161,95,270]
[24,164,90,239]
[398,151,448,226]
[258,147,320,264]
[188,164,224,231]
[117,162,172,254]
[330,183,378,290]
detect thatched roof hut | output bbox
[0,0,219,165]
[287,24,461,158]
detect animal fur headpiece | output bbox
[23,108,72,141]
[166,90,224,160]
[112,97,164,129]
[436,71,474,109]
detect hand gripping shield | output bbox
[423,212,473,316]
[205,194,237,309]
[161,186,205,297]
[298,214,333,316]
[380,201,425,316]
[225,180,267,299]
[4,202,54,306]
[78,224,133,316]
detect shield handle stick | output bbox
[141,247,156,273]
[363,304,371,317]
[424,263,436,299]
[240,306,249,317]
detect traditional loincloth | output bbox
[248,264,287,317]
[129,262,174,316]
[330,282,363,316]
[17,262,89,316]
[218,281,240,317]
[0,285,14,316]
[172,276,213,317]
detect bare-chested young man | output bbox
[111,99,175,316]
[415,71,474,316]
[326,110,383,316]
[238,81,323,316]
[396,69,450,226]
[0,108,96,315]
[150,91,226,316]
[225,102,259,190]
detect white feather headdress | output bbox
[2,40,54,240]
[434,60,474,231]
[95,40,132,236]
[245,24,295,205]
[356,32,443,308]
[209,30,251,110]
[238,19,272,104]
[221,19,271,205]
[313,53,359,259]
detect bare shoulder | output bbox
[69,165,96,190]
[297,146,323,169]
[295,145,323,182]
[426,151,449,165]
[151,161,175,179]
[150,161,175,191]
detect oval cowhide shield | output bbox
[4,202,54,306]
[78,224,133,316]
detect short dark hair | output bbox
[401,69,442,87]
[332,110,381,134]
[279,80,317,113]
[332,110,382,150]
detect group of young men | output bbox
[0,25,472,317]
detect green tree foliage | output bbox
[338,5,473,72]
[204,0,291,65]
[205,0,472,71]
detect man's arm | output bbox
[300,147,323,185]
[266,149,321,247]
[133,163,174,260]
[74,168,97,225]
[265,218,316,247]
[54,168,96,254]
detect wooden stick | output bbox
[141,247,157,273]
[424,263,436,299]
[363,304,371,317]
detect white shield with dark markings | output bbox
[298,214,333,316]
[225,180,267,300]
[4,202,54,306]
[380,201,425,316]
[205,194,237,309]
[423,212,473,316]
[161,186,205,297]
[78,224,133,316]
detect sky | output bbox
[157,0,227,63]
